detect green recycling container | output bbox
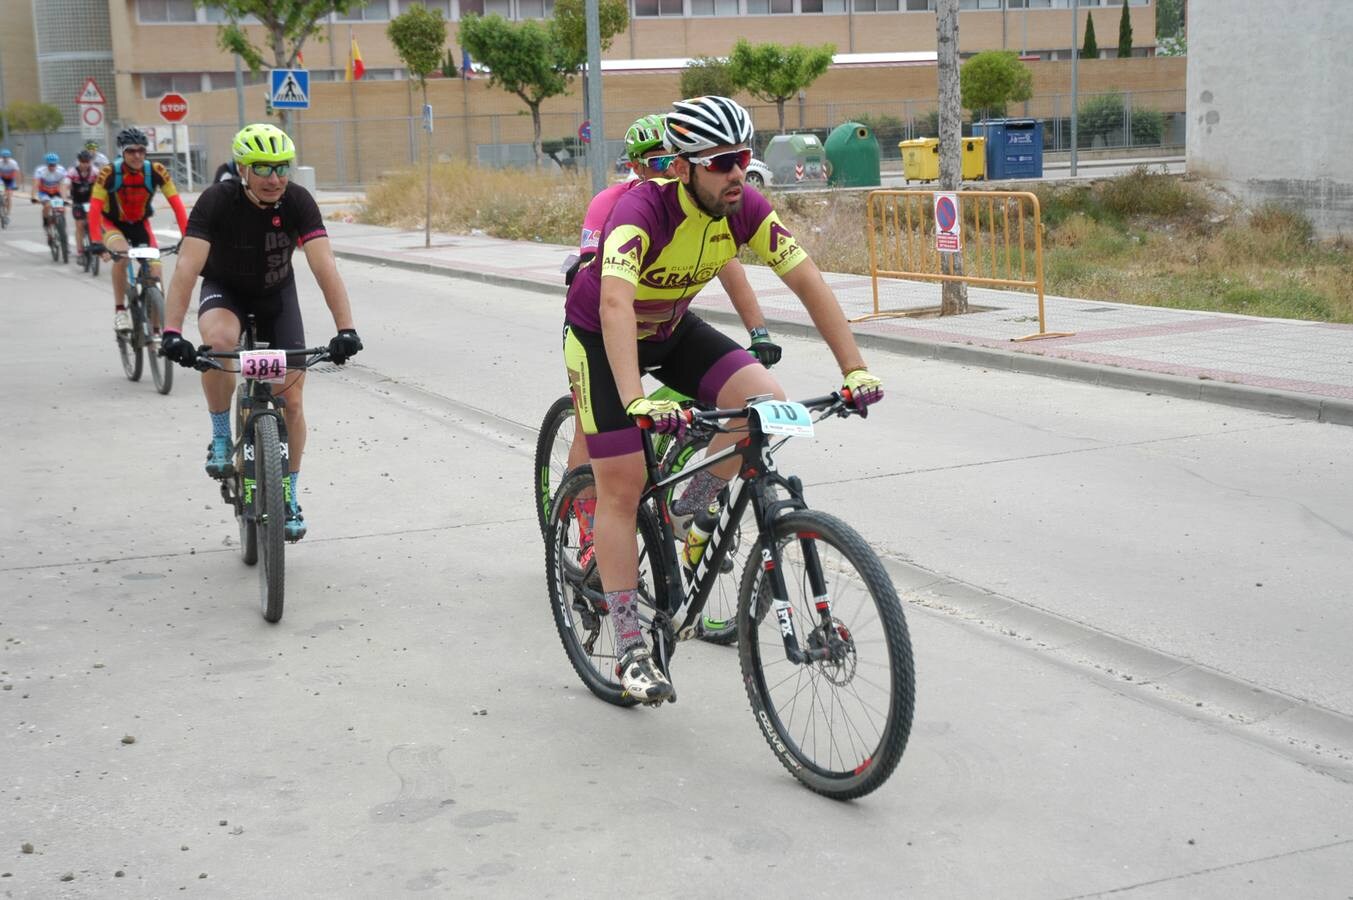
[825,121,881,187]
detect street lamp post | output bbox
[1070,0,1080,176]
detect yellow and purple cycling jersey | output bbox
[564,178,807,341]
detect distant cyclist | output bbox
[84,140,110,170]
[160,123,362,542]
[0,149,21,222]
[30,153,69,233]
[212,159,239,183]
[88,127,190,334]
[66,150,99,261]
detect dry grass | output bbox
[361,164,1353,323]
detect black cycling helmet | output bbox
[77,150,92,162]
[117,127,149,149]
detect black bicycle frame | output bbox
[637,395,847,670]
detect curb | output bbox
[332,248,1353,428]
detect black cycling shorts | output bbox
[563,313,756,459]
[198,278,306,360]
[101,216,155,249]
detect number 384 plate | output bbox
[750,399,814,437]
[239,349,288,384]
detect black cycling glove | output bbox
[747,326,782,368]
[328,329,364,365]
[160,331,198,368]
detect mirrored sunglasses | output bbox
[643,154,676,173]
[686,148,752,174]
[250,162,291,178]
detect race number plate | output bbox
[49,197,64,208]
[239,349,287,384]
[128,246,160,260]
[750,400,814,438]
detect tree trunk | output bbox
[423,82,432,249]
[935,0,968,315]
[776,100,786,135]
[530,103,544,169]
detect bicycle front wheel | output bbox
[236,391,258,566]
[737,510,915,800]
[545,465,671,706]
[254,415,286,623]
[143,286,172,395]
[57,217,68,264]
[534,394,577,539]
[48,224,59,262]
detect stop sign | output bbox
[158,93,189,123]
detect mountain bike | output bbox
[544,390,915,800]
[535,383,750,645]
[194,317,332,624]
[76,204,99,275]
[43,198,69,264]
[103,244,177,394]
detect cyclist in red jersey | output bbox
[88,128,191,334]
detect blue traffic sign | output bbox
[270,69,310,110]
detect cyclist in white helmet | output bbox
[561,96,883,703]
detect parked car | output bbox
[744,157,773,188]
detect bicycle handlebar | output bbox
[95,243,180,261]
[631,390,859,434]
[193,346,333,373]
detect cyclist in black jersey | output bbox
[66,150,98,261]
[563,96,884,702]
[160,123,362,542]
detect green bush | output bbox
[1130,107,1165,146]
[1077,92,1125,148]
[1098,166,1209,218]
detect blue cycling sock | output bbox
[210,410,231,440]
[288,472,300,510]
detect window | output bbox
[854,0,899,10]
[459,0,512,16]
[137,0,197,23]
[516,0,555,17]
[143,72,204,97]
[404,0,452,14]
[633,0,683,15]
[336,0,390,20]
[960,0,1003,8]
[690,0,739,14]
[204,7,261,22]
[904,0,932,9]
[801,0,847,11]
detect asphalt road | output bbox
[2,214,1351,898]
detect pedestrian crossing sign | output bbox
[270,69,310,110]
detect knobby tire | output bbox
[143,286,172,394]
[534,394,577,539]
[254,415,286,623]
[119,294,144,382]
[737,510,915,800]
[236,390,258,566]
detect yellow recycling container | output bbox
[899,138,939,183]
[962,136,987,180]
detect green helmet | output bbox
[232,123,296,166]
[624,114,667,161]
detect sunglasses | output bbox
[123,147,147,154]
[642,154,676,173]
[685,148,752,174]
[250,162,291,178]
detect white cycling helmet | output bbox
[665,96,754,155]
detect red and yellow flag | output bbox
[346,37,365,81]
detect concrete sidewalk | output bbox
[322,219,1353,427]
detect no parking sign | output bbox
[934,192,961,253]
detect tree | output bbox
[1081,12,1100,59]
[441,48,459,78]
[726,39,834,135]
[457,14,578,167]
[1156,0,1185,40]
[388,3,448,248]
[959,50,1032,122]
[551,0,629,63]
[203,0,363,130]
[1117,0,1133,59]
[4,102,63,134]
[934,0,966,315]
[680,56,738,100]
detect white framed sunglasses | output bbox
[685,148,752,174]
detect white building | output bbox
[1187,0,1353,237]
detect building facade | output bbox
[1186,0,1352,237]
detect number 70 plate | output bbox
[750,400,814,437]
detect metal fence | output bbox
[1,89,1184,191]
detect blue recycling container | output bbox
[973,118,1044,180]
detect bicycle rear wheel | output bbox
[143,286,172,394]
[90,252,100,277]
[57,217,68,264]
[737,510,914,800]
[118,299,144,382]
[545,466,670,706]
[48,223,59,262]
[534,394,577,539]
[254,415,286,623]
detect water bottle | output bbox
[682,501,720,569]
